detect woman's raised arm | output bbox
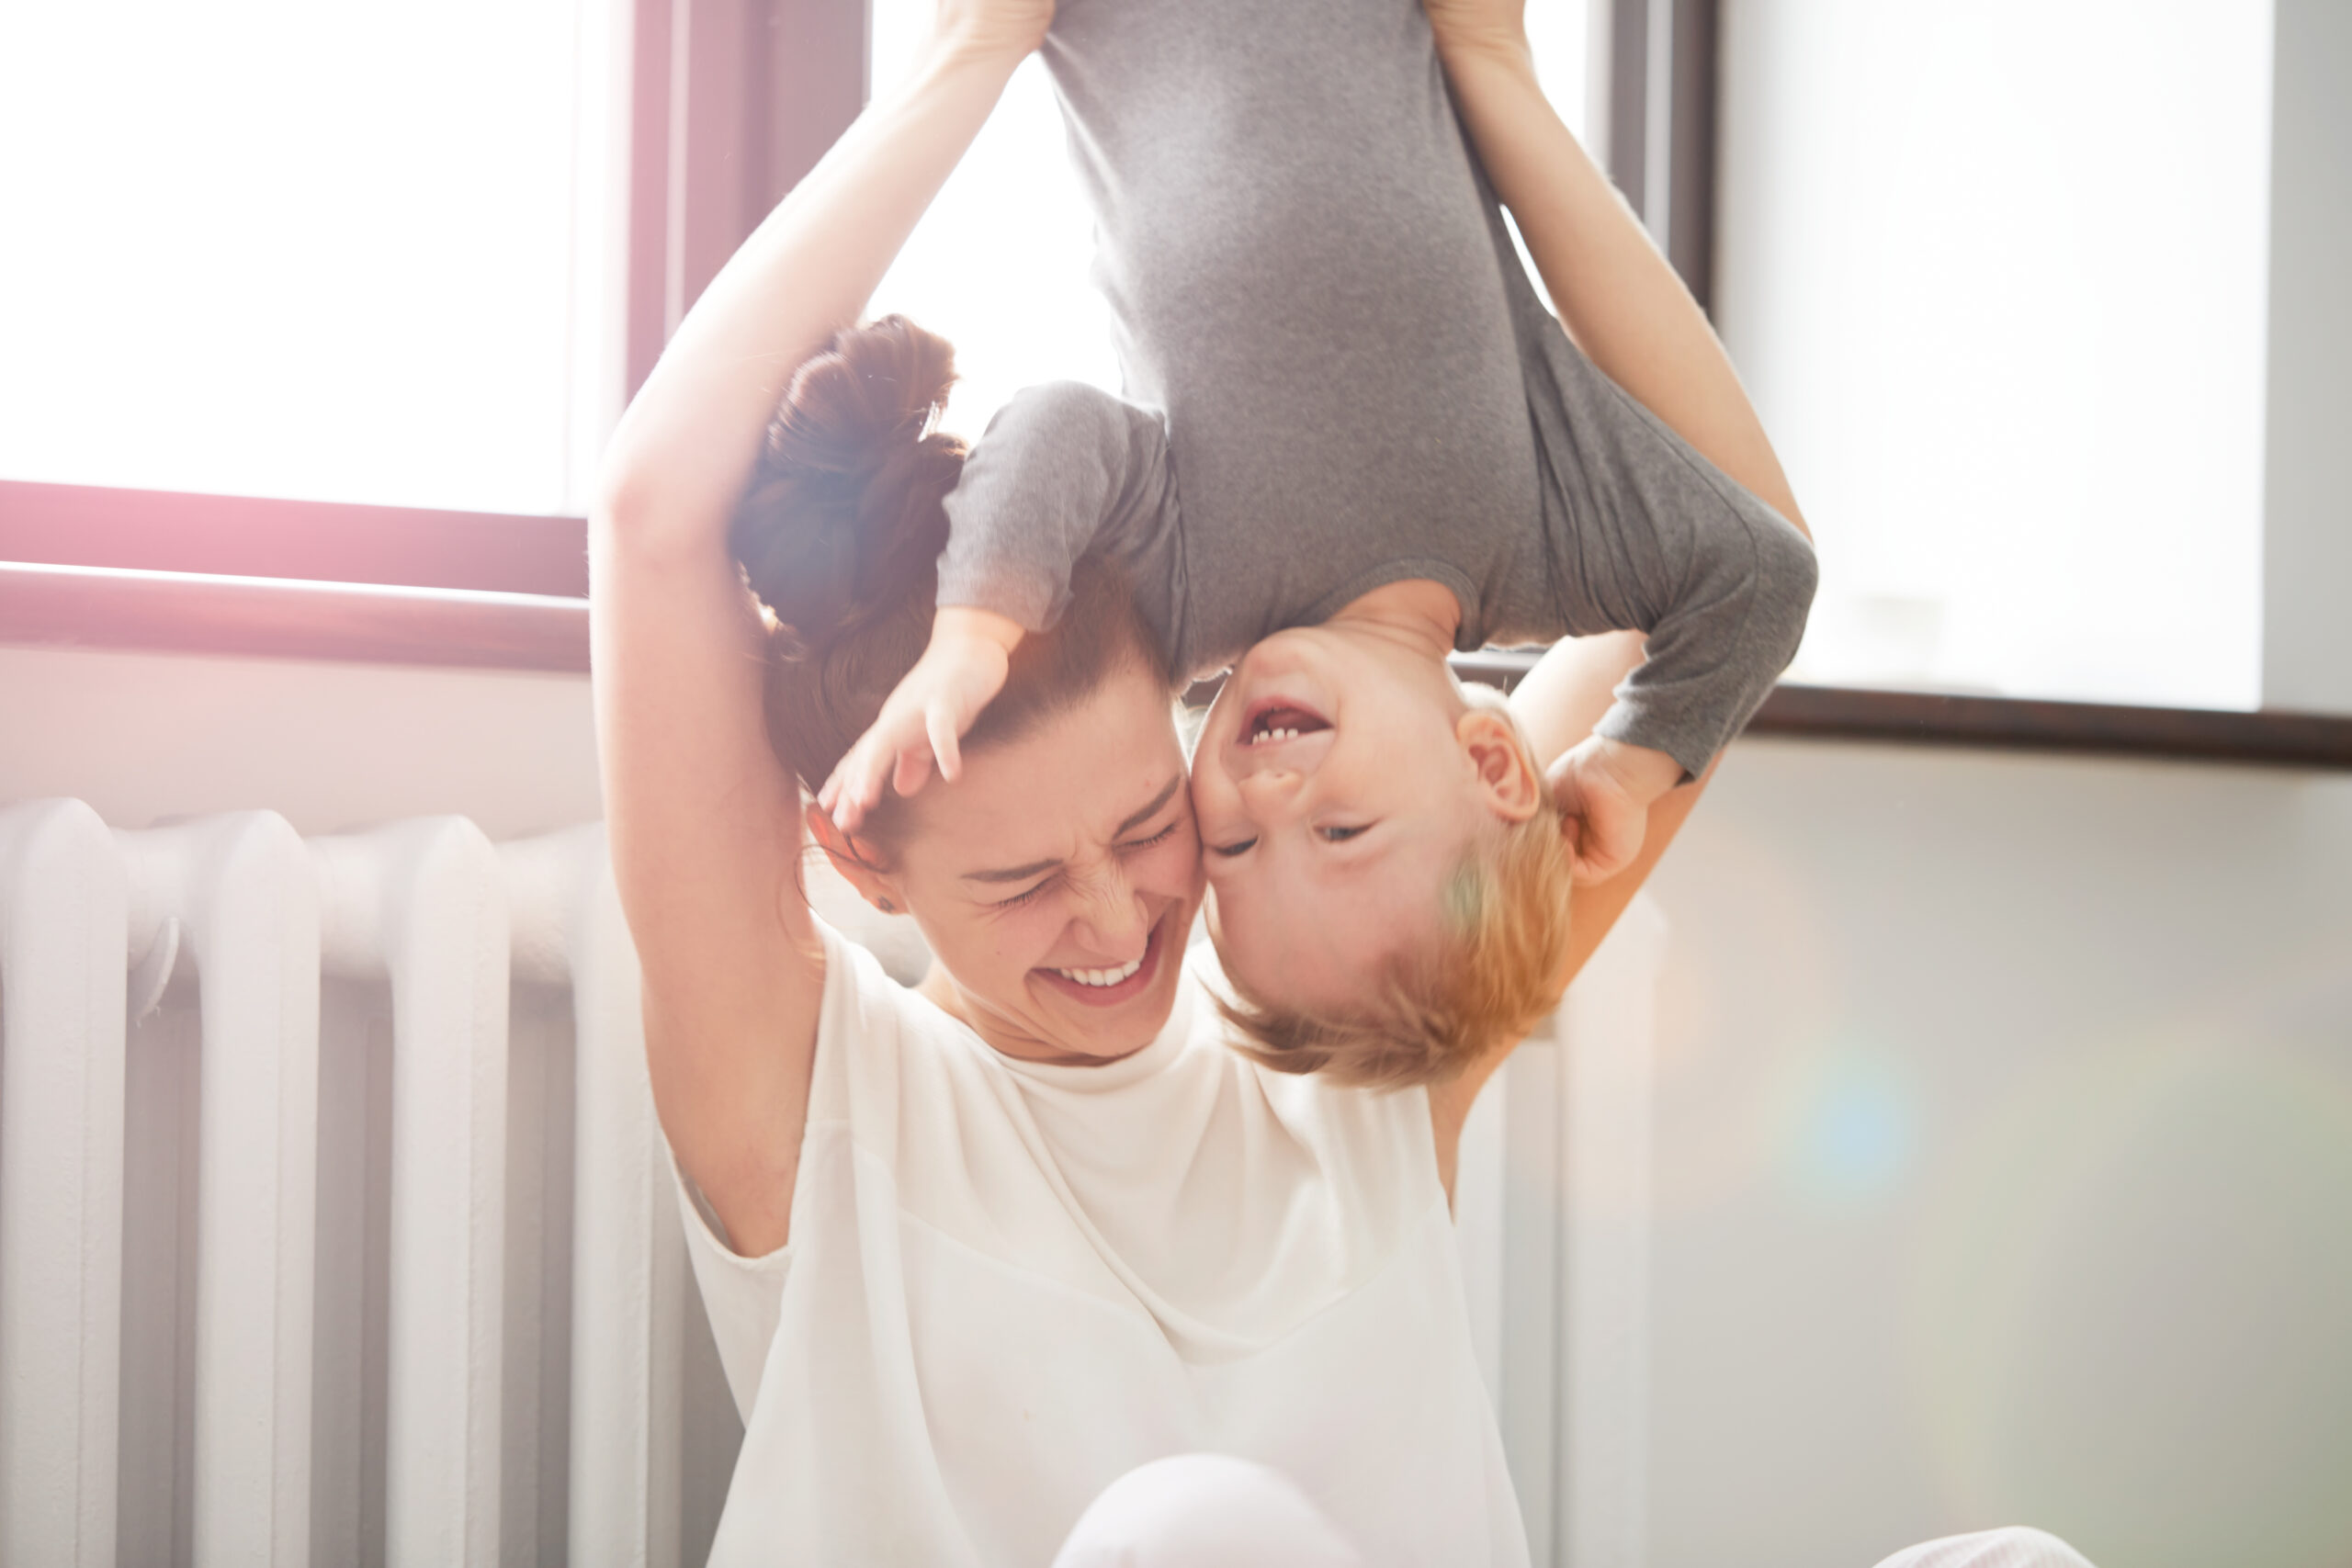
[593,8,1046,1258]
[1424,2,1806,537]
[1428,630,1711,1190]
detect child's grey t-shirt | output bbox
[933,0,1816,778]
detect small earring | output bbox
[877,898,894,913]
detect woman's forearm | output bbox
[1510,628,1645,770]
[1437,41,1808,538]
[596,30,1027,558]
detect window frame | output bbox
[0,0,865,604]
[6,0,2347,768]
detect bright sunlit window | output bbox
[866,0,1592,441]
[1715,0,2276,709]
[0,0,626,517]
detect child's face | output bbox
[1189,627,1515,1017]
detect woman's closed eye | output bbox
[996,821,1180,907]
[991,878,1055,909]
[1119,821,1181,853]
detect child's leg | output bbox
[1051,1453,1366,1568]
[1869,1527,2098,1568]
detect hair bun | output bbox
[729,315,965,651]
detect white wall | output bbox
[8,644,2349,1566]
[0,646,603,840]
[1641,739,2352,1568]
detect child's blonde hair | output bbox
[1211,688,1577,1088]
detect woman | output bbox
[594,0,1689,1553]
[591,3,2094,1565]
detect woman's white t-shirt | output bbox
[679,919,1528,1567]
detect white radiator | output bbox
[0,796,1662,1568]
[0,800,731,1568]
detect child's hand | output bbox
[1544,737,1685,885]
[819,607,1026,831]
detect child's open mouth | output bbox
[1241,697,1333,747]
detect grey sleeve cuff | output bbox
[1588,497,1818,779]
[936,380,1161,634]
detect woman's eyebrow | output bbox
[961,775,1183,885]
[1113,774,1184,837]
[965,857,1059,886]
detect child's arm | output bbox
[594,5,1046,1258]
[1433,627,1712,1196]
[821,381,1176,829]
[1427,1,1813,885]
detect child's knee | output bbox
[1052,1453,1363,1568]
[1874,1525,2098,1568]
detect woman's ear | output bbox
[1457,707,1544,824]
[802,801,906,913]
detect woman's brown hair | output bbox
[730,315,1165,852]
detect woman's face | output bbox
[876,662,1204,1064]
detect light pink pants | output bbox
[1050,1453,2098,1568]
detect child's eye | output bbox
[1317,824,1370,843]
[1209,837,1259,858]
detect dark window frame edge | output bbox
[7,564,2350,769]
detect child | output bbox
[825,0,1815,1084]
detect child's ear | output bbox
[1457,707,1544,824]
[802,800,907,913]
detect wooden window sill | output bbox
[0,560,591,674]
[6,561,2351,769]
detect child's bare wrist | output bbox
[934,605,1027,655]
[1591,738,1684,803]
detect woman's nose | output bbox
[1069,861,1148,950]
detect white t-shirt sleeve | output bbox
[665,915,916,1423]
[672,1151,793,1422]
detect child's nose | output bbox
[1236,767,1303,820]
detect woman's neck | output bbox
[917,965,1145,1067]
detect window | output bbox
[863,1,1120,440]
[0,0,628,518]
[1714,0,2276,710]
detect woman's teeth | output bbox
[1054,955,1144,987]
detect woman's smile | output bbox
[1033,908,1175,1009]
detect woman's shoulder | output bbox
[800,916,995,1120]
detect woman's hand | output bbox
[1419,0,1533,70]
[1544,735,1685,885]
[929,0,1056,65]
[820,606,1028,830]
